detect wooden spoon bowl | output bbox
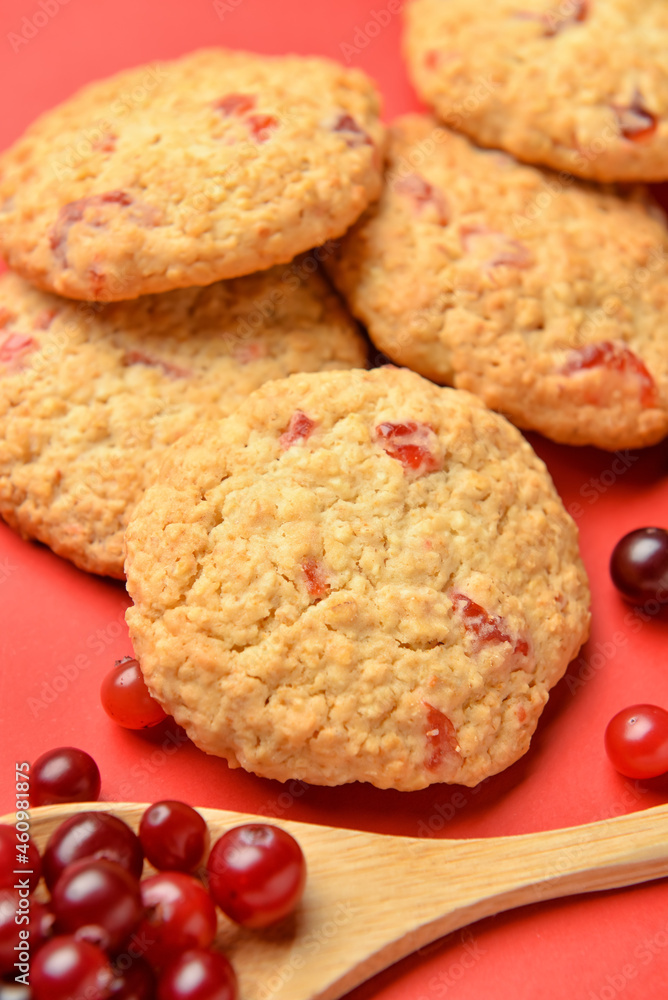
[4,801,668,1000]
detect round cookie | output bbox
[0,48,385,301]
[405,0,668,183]
[124,367,590,791]
[0,261,366,577]
[325,115,668,451]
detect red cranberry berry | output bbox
[139,802,209,873]
[139,872,217,970]
[51,858,143,953]
[30,747,101,807]
[605,704,668,779]
[109,956,157,1000]
[43,811,144,891]
[31,935,114,1000]
[101,657,167,729]
[157,948,237,1000]
[206,824,306,929]
[610,527,668,604]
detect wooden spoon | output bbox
[5,801,668,1000]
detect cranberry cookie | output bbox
[405,0,668,183]
[125,367,590,790]
[0,49,385,301]
[326,115,668,450]
[0,262,366,577]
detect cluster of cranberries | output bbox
[605,527,668,780]
[1,750,306,1000]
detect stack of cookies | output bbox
[0,49,385,577]
[326,0,668,452]
[1,36,604,790]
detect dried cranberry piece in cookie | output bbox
[121,350,190,379]
[34,308,58,330]
[461,225,532,270]
[92,133,117,154]
[331,112,373,148]
[49,191,134,265]
[395,174,449,226]
[301,558,329,599]
[375,422,442,476]
[451,592,529,655]
[233,341,267,364]
[246,113,279,143]
[279,410,316,450]
[423,703,460,772]
[87,263,108,300]
[515,1,587,36]
[0,332,37,371]
[559,341,657,407]
[214,93,257,116]
[613,95,658,142]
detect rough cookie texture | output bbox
[405,0,668,183]
[0,262,366,577]
[0,48,385,301]
[325,115,668,450]
[125,367,590,790]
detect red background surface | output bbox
[1,2,668,998]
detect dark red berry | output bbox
[605,704,668,779]
[101,657,167,729]
[139,872,217,970]
[610,527,668,604]
[139,802,208,873]
[30,747,101,807]
[206,824,306,929]
[51,858,143,953]
[31,934,114,1000]
[43,811,144,891]
[157,948,237,1000]
[109,956,157,999]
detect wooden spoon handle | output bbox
[303,802,668,998]
[4,802,668,1000]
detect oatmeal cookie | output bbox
[325,115,668,450]
[405,0,668,183]
[0,261,366,577]
[125,366,590,790]
[0,48,385,301]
